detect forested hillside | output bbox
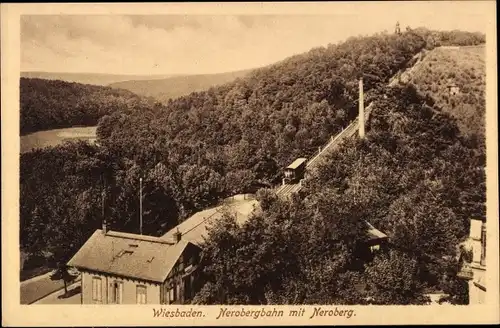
[194,85,485,305]
[109,68,255,104]
[97,32,427,180]
[20,28,486,297]
[406,45,485,138]
[20,78,156,135]
[411,27,486,49]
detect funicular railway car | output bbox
[283,158,307,184]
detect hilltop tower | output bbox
[359,78,365,139]
[395,21,401,35]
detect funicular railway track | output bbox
[274,50,426,200]
[275,102,373,199]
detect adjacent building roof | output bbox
[286,158,308,170]
[364,221,388,242]
[67,195,260,282]
[67,193,388,283]
[67,229,191,283]
[162,198,259,246]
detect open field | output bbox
[405,44,485,137]
[20,126,97,153]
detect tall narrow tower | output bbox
[359,78,365,139]
[395,21,401,35]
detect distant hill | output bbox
[109,68,255,103]
[21,71,177,86]
[20,78,156,135]
[404,45,485,138]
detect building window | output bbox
[111,280,123,304]
[92,277,102,303]
[168,283,176,303]
[136,285,147,304]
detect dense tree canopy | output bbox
[411,27,486,49]
[194,85,485,305]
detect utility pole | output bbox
[359,78,365,139]
[139,177,143,235]
[101,174,107,234]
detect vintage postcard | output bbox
[1,1,498,326]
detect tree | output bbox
[50,263,78,295]
[365,250,430,304]
[255,188,278,212]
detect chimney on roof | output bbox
[480,221,486,266]
[359,78,365,139]
[174,228,182,243]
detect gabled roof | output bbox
[162,198,259,246]
[67,230,193,283]
[286,158,307,170]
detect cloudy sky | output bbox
[21,2,489,75]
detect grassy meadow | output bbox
[20,126,97,153]
[407,45,485,137]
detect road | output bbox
[20,270,81,304]
[33,281,81,304]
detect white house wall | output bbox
[81,271,161,304]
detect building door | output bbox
[183,276,192,301]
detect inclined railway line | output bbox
[275,102,373,199]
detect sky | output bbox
[20,2,490,76]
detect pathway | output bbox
[21,270,81,304]
[33,281,81,305]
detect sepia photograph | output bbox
[2,1,498,326]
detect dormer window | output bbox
[116,249,134,258]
